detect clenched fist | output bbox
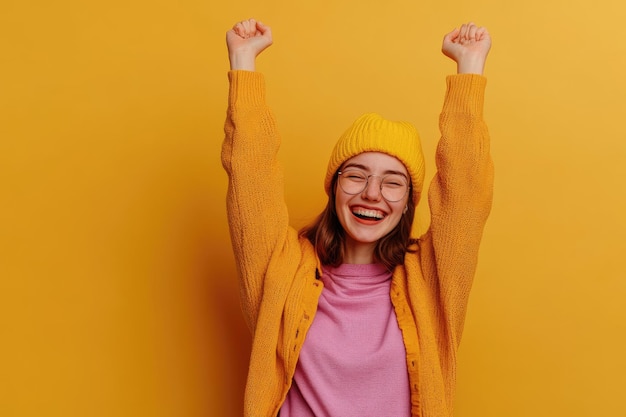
[442,22,491,74]
[226,18,273,71]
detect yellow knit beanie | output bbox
[324,113,425,204]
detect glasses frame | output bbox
[337,169,410,203]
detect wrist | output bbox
[229,52,256,71]
[456,55,486,75]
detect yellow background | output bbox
[2,0,625,416]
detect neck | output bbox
[343,239,376,264]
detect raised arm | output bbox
[226,18,273,71]
[223,20,304,333]
[420,22,494,347]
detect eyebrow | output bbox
[341,163,409,179]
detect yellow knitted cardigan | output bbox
[222,70,493,417]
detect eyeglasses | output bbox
[337,169,409,202]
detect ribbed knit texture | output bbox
[222,70,493,417]
[324,113,425,204]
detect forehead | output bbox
[340,151,408,175]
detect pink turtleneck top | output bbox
[280,263,410,416]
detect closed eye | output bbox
[383,175,407,187]
[340,170,367,181]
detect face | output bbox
[334,152,410,258]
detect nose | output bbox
[362,175,383,201]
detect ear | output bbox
[403,205,408,214]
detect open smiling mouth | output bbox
[352,208,386,221]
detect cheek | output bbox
[389,202,408,226]
[388,213,404,229]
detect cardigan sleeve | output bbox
[221,70,300,332]
[421,73,494,348]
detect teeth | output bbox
[353,208,385,219]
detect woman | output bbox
[223,18,493,417]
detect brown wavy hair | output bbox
[299,173,418,271]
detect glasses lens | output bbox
[381,174,408,202]
[339,170,368,194]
